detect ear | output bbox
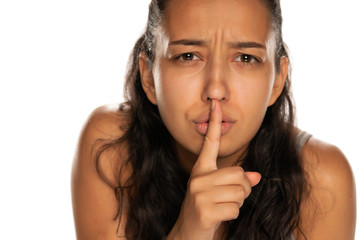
[139,52,157,105]
[268,56,288,106]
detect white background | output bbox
[0,0,359,239]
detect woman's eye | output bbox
[176,53,200,61]
[235,54,258,64]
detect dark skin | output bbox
[72,0,356,239]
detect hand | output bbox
[167,99,261,240]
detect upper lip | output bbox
[193,111,236,124]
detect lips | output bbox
[193,112,235,135]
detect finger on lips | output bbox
[192,99,222,175]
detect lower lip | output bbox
[195,122,234,135]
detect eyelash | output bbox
[172,52,260,65]
[173,52,201,62]
[234,54,260,64]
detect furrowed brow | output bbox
[169,39,207,46]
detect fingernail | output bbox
[211,99,216,111]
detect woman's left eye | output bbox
[234,54,259,64]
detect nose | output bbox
[201,57,229,103]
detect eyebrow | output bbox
[228,41,266,49]
[169,39,207,46]
[169,39,266,49]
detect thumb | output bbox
[245,172,262,187]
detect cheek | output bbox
[230,68,274,109]
[229,69,275,136]
[153,69,204,154]
[154,62,202,111]
[153,65,197,129]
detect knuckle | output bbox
[193,193,203,207]
[233,186,247,206]
[232,166,245,175]
[228,203,240,219]
[230,167,246,182]
[238,199,245,208]
[233,185,246,196]
[245,185,252,198]
[198,209,219,229]
[198,208,211,224]
[191,194,216,228]
[193,202,214,228]
[187,177,201,194]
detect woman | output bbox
[71,0,356,239]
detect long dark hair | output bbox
[96,0,308,239]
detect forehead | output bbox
[164,0,271,43]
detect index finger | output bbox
[192,99,222,175]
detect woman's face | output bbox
[141,0,287,169]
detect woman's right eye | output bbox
[175,53,200,62]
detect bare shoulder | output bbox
[296,137,356,240]
[72,104,130,240]
[81,104,128,141]
[302,137,354,189]
[74,104,130,183]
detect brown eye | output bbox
[176,53,200,61]
[235,54,258,63]
[241,55,251,63]
[182,53,194,61]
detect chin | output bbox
[218,143,248,161]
